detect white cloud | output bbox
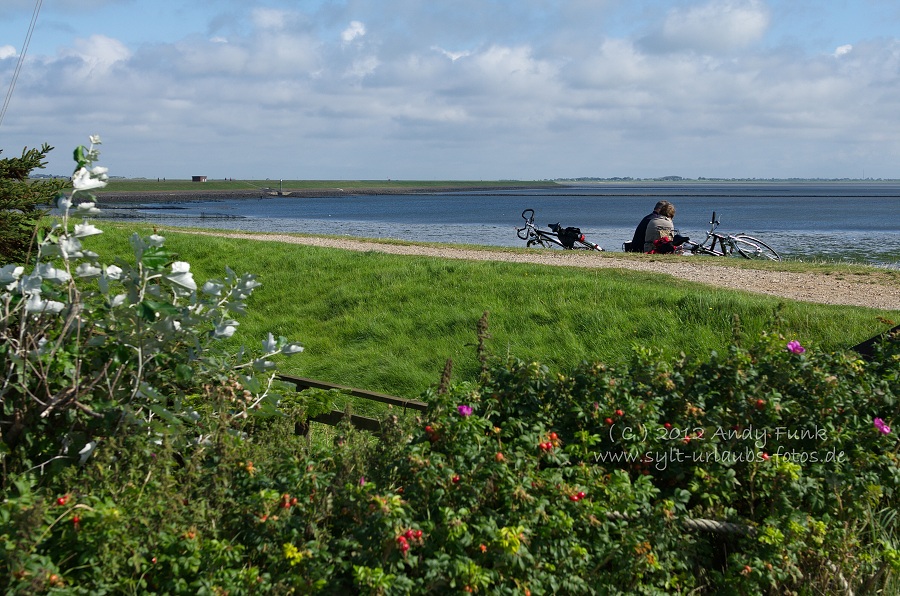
[0,45,16,59]
[252,8,291,31]
[60,34,130,74]
[654,0,770,53]
[432,46,471,61]
[342,21,366,43]
[3,1,900,179]
[834,44,853,57]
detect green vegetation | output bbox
[3,142,898,594]
[87,224,895,400]
[0,144,69,265]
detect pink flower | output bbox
[786,340,806,354]
[457,405,473,417]
[874,418,891,435]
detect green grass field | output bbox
[86,224,896,404]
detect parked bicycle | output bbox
[516,209,604,251]
[682,212,780,260]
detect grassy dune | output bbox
[87,224,896,402]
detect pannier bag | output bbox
[558,226,584,248]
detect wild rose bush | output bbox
[6,324,897,594]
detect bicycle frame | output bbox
[683,212,780,260]
[516,209,603,251]
[516,209,566,248]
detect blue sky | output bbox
[1,0,900,180]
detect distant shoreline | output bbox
[93,185,543,204]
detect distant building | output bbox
[192,175,208,182]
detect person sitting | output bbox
[643,201,676,253]
[624,201,672,253]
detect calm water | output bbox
[103,182,900,267]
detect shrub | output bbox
[0,143,69,266]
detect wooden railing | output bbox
[277,373,427,435]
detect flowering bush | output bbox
[1,139,898,594]
[0,136,304,485]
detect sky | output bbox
[1,0,900,180]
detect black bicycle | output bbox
[682,212,780,260]
[516,209,604,251]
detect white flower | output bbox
[57,195,72,210]
[38,243,63,259]
[263,332,277,353]
[281,343,304,355]
[60,237,84,258]
[214,320,239,338]
[75,263,102,278]
[71,167,108,191]
[201,280,223,296]
[148,234,165,247]
[34,264,71,283]
[89,135,102,145]
[75,202,102,214]
[25,293,65,314]
[110,294,127,307]
[0,265,23,289]
[78,440,97,464]
[90,166,108,177]
[166,261,196,291]
[105,265,123,279]
[73,222,103,238]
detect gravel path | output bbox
[170,230,900,311]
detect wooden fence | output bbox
[277,373,427,435]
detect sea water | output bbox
[99,182,900,267]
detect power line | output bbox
[0,0,44,131]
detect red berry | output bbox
[755,399,765,410]
[56,495,69,506]
[405,529,414,540]
[761,453,770,461]
[290,497,298,506]
[605,418,614,425]
[452,475,460,484]
[549,432,558,441]
[615,409,624,417]
[569,494,580,502]
[577,491,586,499]
[414,529,423,539]
[425,425,433,433]
[663,422,672,429]
[396,535,408,543]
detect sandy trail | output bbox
[165,229,900,311]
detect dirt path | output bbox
[169,230,900,311]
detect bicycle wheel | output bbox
[732,235,780,261]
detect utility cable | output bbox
[0,0,44,131]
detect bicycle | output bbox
[682,211,780,260]
[516,209,604,251]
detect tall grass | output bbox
[90,224,896,398]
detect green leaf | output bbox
[175,364,193,383]
[141,246,173,269]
